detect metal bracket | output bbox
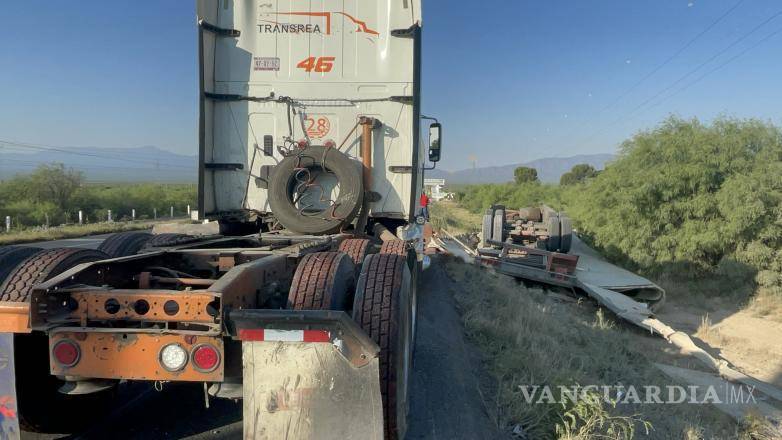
[205,163,244,171]
[388,165,413,174]
[198,19,240,37]
[228,309,380,368]
[389,96,414,105]
[391,24,417,38]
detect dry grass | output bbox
[0,220,165,246]
[429,200,482,235]
[442,257,743,439]
[748,288,782,323]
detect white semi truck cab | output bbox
[198,0,441,236]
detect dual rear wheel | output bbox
[0,247,115,433]
[288,247,415,440]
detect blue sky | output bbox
[1,1,781,171]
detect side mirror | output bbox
[428,123,442,163]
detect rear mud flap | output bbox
[242,341,383,440]
[0,334,20,439]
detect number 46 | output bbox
[297,56,335,73]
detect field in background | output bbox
[0,220,161,246]
[0,163,196,233]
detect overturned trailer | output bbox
[448,204,665,311]
[0,1,442,439]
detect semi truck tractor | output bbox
[0,1,441,438]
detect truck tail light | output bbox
[191,344,220,372]
[52,340,80,367]
[159,343,188,372]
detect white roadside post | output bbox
[132,209,136,221]
[170,206,174,218]
[187,205,191,216]
[5,216,9,233]
[78,210,83,225]
[107,210,113,223]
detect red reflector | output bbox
[52,340,80,367]
[238,329,330,343]
[191,344,220,372]
[303,330,330,343]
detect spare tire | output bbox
[518,207,542,222]
[268,146,363,235]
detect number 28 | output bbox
[297,56,335,73]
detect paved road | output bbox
[17,237,499,439]
[22,233,116,250]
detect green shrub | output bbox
[565,116,782,278]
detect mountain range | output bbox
[0,146,197,182]
[0,146,614,185]
[427,153,615,184]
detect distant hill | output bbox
[427,153,615,184]
[0,146,197,182]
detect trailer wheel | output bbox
[559,216,573,253]
[0,246,41,287]
[480,213,494,247]
[144,233,200,249]
[492,208,506,244]
[338,238,372,266]
[288,251,355,311]
[380,239,407,256]
[0,248,115,433]
[97,231,152,257]
[352,254,413,440]
[546,215,561,252]
[518,207,542,222]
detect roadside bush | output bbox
[566,117,782,270]
[0,164,196,229]
[459,182,564,213]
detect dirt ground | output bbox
[659,297,782,390]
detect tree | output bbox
[565,116,782,278]
[514,166,538,184]
[28,163,84,212]
[560,164,599,186]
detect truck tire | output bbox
[559,216,573,253]
[518,207,542,222]
[288,251,355,311]
[492,208,505,244]
[352,254,412,440]
[97,231,152,257]
[268,145,363,234]
[338,238,372,266]
[0,248,109,302]
[380,239,407,256]
[480,213,493,247]
[546,215,561,252]
[144,233,200,249]
[0,248,115,433]
[0,246,41,287]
